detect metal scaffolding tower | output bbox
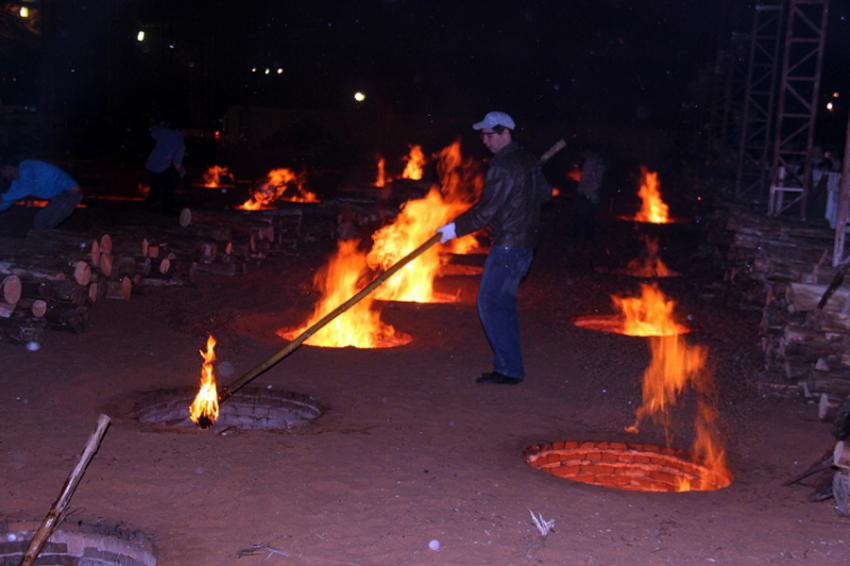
[734,2,783,199]
[768,0,830,219]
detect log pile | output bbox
[0,206,309,346]
[702,202,850,412]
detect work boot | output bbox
[476,371,523,385]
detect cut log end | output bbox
[73,261,92,286]
[2,275,22,304]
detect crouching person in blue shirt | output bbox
[0,159,83,229]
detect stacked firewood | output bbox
[702,202,850,414]
[0,207,306,346]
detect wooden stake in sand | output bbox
[20,414,112,566]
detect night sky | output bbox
[1,1,849,148]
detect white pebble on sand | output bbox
[25,341,40,352]
[428,539,440,551]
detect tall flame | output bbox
[202,165,234,188]
[367,140,483,302]
[240,168,318,210]
[188,335,219,428]
[612,283,688,336]
[626,335,732,491]
[278,241,410,348]
[368,188,464,303]
[624,236,675,278]
[375,156,387,188]
[634,167,670,224]
[401,145,426,180]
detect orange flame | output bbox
[375,156,387,188]
[624,236,676,278]
[188,335,220,427]
[613,283,688,336]
[202,165,234,188]
[368,188,464,303]
[626,335,732,491]
[239,168,318,209]
[567,164,582,183]
[366,140,483,301]
[634,167,670,223]
[278,241,410,348]
[401,145,426,180]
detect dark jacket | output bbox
[454,142,550,248]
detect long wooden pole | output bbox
[21,414,111,566]
[218,234,441,403]
[832,108,850,266]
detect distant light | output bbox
[354,91,366,102]
[136,30,145,42]
[168,43,175,49]
[19,6,29,18]
[214,130,221,141]
[264,68,270,75]
[833,91,840,98]
[276,68,284,75]
[251,67,257,73]
[827,101,835,112]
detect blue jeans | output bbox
[477,246,533,379]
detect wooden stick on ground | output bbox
[20,414,111,566]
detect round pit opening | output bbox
[526,441,732,493]
[133,387,322,432]
[0,520,156,565]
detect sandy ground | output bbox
[2,218,848,565]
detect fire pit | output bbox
[133,387,322,432]
[525,441,732,493]
[0,520,156,565]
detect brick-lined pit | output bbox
[134,387,322,432]
[526,441,733,493]
[0,520,156,565]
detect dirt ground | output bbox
[2,217,848,565]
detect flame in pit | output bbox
[574,283,689,336]
[567,164,582,183]
[277,240,411,348]
[202,165,235,188]
[375,155,387,188]
[613,282,688,337]
[625,336,732,491]
[188,335,219,428]
[240,168,318,210]
[367,140,483,302]
[633,167,670,223]
[401,145,426,180]
[624,236,676,278]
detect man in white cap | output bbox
[436,111,550,385]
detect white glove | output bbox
[436,222,456,244]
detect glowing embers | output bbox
[135,387,322,432]
[278,240,412,348]
[526,441,731,493]
[201,165,235,188]
[239,168,318,210]
[573,283,689,337]
[0,520,157,565]
[621,236,679,278]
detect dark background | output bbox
[0,1,848,187]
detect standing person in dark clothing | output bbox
[144,119,186,214]
[0,159,83,229]
[572,148,605,243]
[436,111,550,385]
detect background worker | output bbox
[0,158,83,229]
[144,117,186,214]
[437,111,550,385]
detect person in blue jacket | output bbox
[0,159,83,229]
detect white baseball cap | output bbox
[472,111,516,131]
